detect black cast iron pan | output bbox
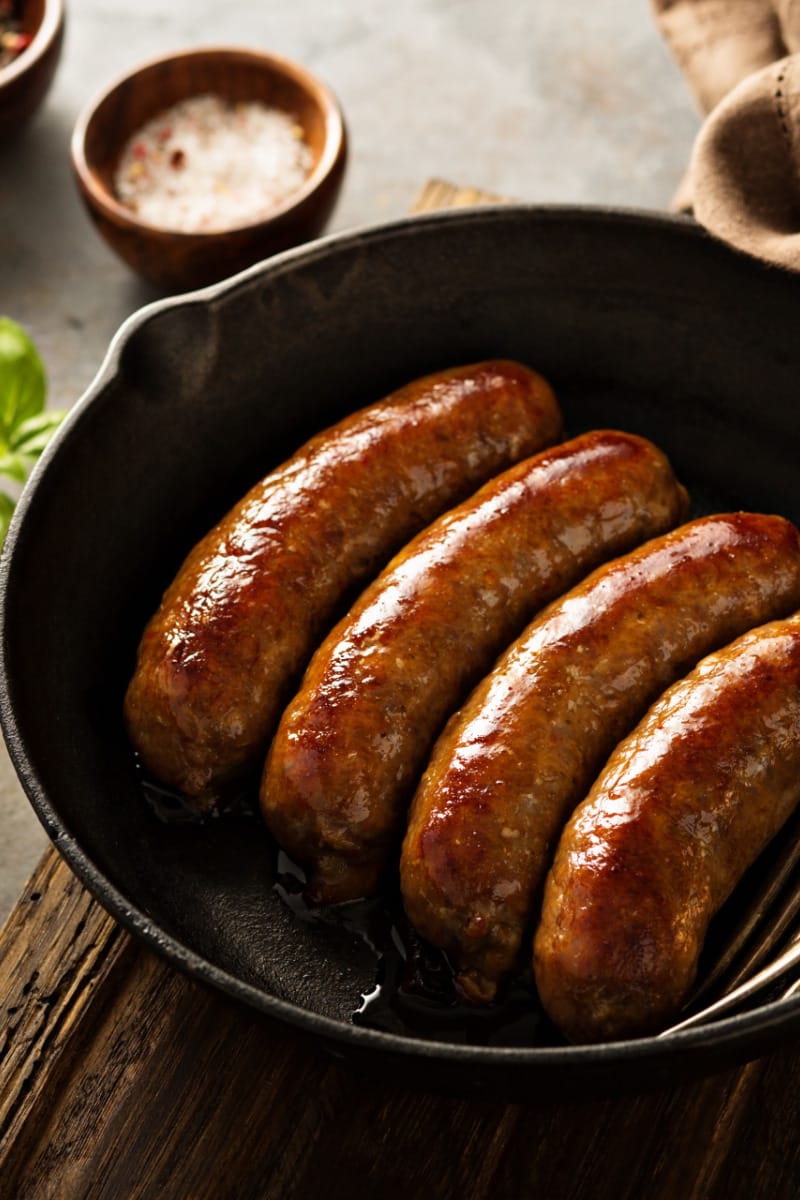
[3,206,800,1100]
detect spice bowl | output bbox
[0,0,65,140]
[70,46,347,292]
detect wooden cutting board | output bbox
[2,181,800,1200]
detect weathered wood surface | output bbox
[4,851,800,1199]
[2,181,800,1200]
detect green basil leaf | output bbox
[0,323,62,547]
[9,409,67,454]
[0,318,47,438]
[0,451,34,484]
[0,491,15,546]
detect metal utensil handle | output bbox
[660,931,800,1037]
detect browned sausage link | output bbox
[261,431,688,904]
[124,361,561,808]
[534,613,800,1043]
[400,514,800,1004]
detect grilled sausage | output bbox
[534,612,800,1043]
[124,361,561,809]
[262,431,688,904]
[400,514,800,1003]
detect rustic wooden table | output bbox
[2,183,800,1200]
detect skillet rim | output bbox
[3,201,799,1076]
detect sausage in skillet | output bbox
[124,361,561,809]
[534,612,800,1042]
[262,431,688,903]
[400,513,800,1003]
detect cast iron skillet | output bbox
[3,206,800,1100]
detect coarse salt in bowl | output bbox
[70,46,347,292]
[114,95,314,234]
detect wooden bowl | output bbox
[70,46,348,292]
[0,0,65,139]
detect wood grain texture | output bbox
[409,179,508,210]
[0,853,133,1172]
[3,181,800,1200]
[2,850,799,1200]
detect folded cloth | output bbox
[654,0,786,111]
[653,0,800,268]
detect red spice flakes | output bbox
[113,94,313,233]
[0,1,31,70]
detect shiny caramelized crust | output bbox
[261,431,689,903]
[534,612,800,1043]
[124,361,561,808]
[400,513,800,1003]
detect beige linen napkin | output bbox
[653,0,800,267]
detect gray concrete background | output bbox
[0,0,699,921]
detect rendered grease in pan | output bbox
[275,851,563,1047]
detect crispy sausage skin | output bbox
[400,514,800,1003]
[124,362,561,808]
[261,431,689,904]
[534,613,800,1043]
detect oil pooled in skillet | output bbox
[275,850,564,1048]
[138,755,259,823]
[136,759,563,1046]
[136,758,563,1041]
[140,773,206,824]
[134,736,794,1043]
